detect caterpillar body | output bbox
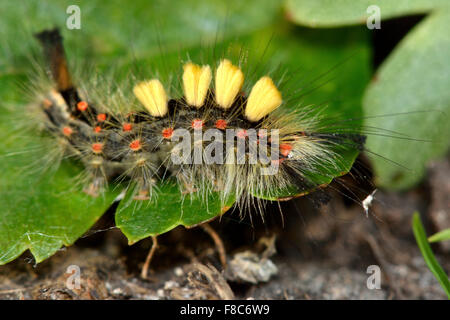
[32,29,365,212]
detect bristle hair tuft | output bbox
[215,59,244,109]
[182,62,211,107]
[133,79,168,117]
[245,76,282,122]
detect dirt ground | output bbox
[0,156,448,300]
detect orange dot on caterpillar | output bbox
[122,123,133,132]
[97,113,107,122]
[77,101,88,111]
[129,139,142,151]
[62,126,73,136]
[91,143,103,153]
[162,127,174,139]
[191,119,204,130]
[215,119,227,129]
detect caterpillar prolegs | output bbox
[34,29,365,211]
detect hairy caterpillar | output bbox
[28,28,366,221]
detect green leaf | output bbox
[412,212,450,298]
[0,79,117,264]
[284,0,449,27]
[115,182,235,244]
[363,10,450,190]
[429,229,450,243]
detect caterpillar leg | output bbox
[200,223,227,268]
[141,236,158,279]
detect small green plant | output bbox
[428,229,450,243]
[412,212,450,298]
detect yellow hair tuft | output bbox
[182,62,211,107]
[245,76,282,122]
[133,79,168,117]
[215,59,244,109]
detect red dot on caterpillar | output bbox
[191,119,204,129]
[77,101,88,111]
[97,113,107,122]
[122,123,133,132]
[91,142,103,153]
[129,139,142,151]
[279,143,293,157]
[215,119,227,129]
[162,127,174,139]
[62,126,73,136]
[94,126,102,133]
[237,129,248,139]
